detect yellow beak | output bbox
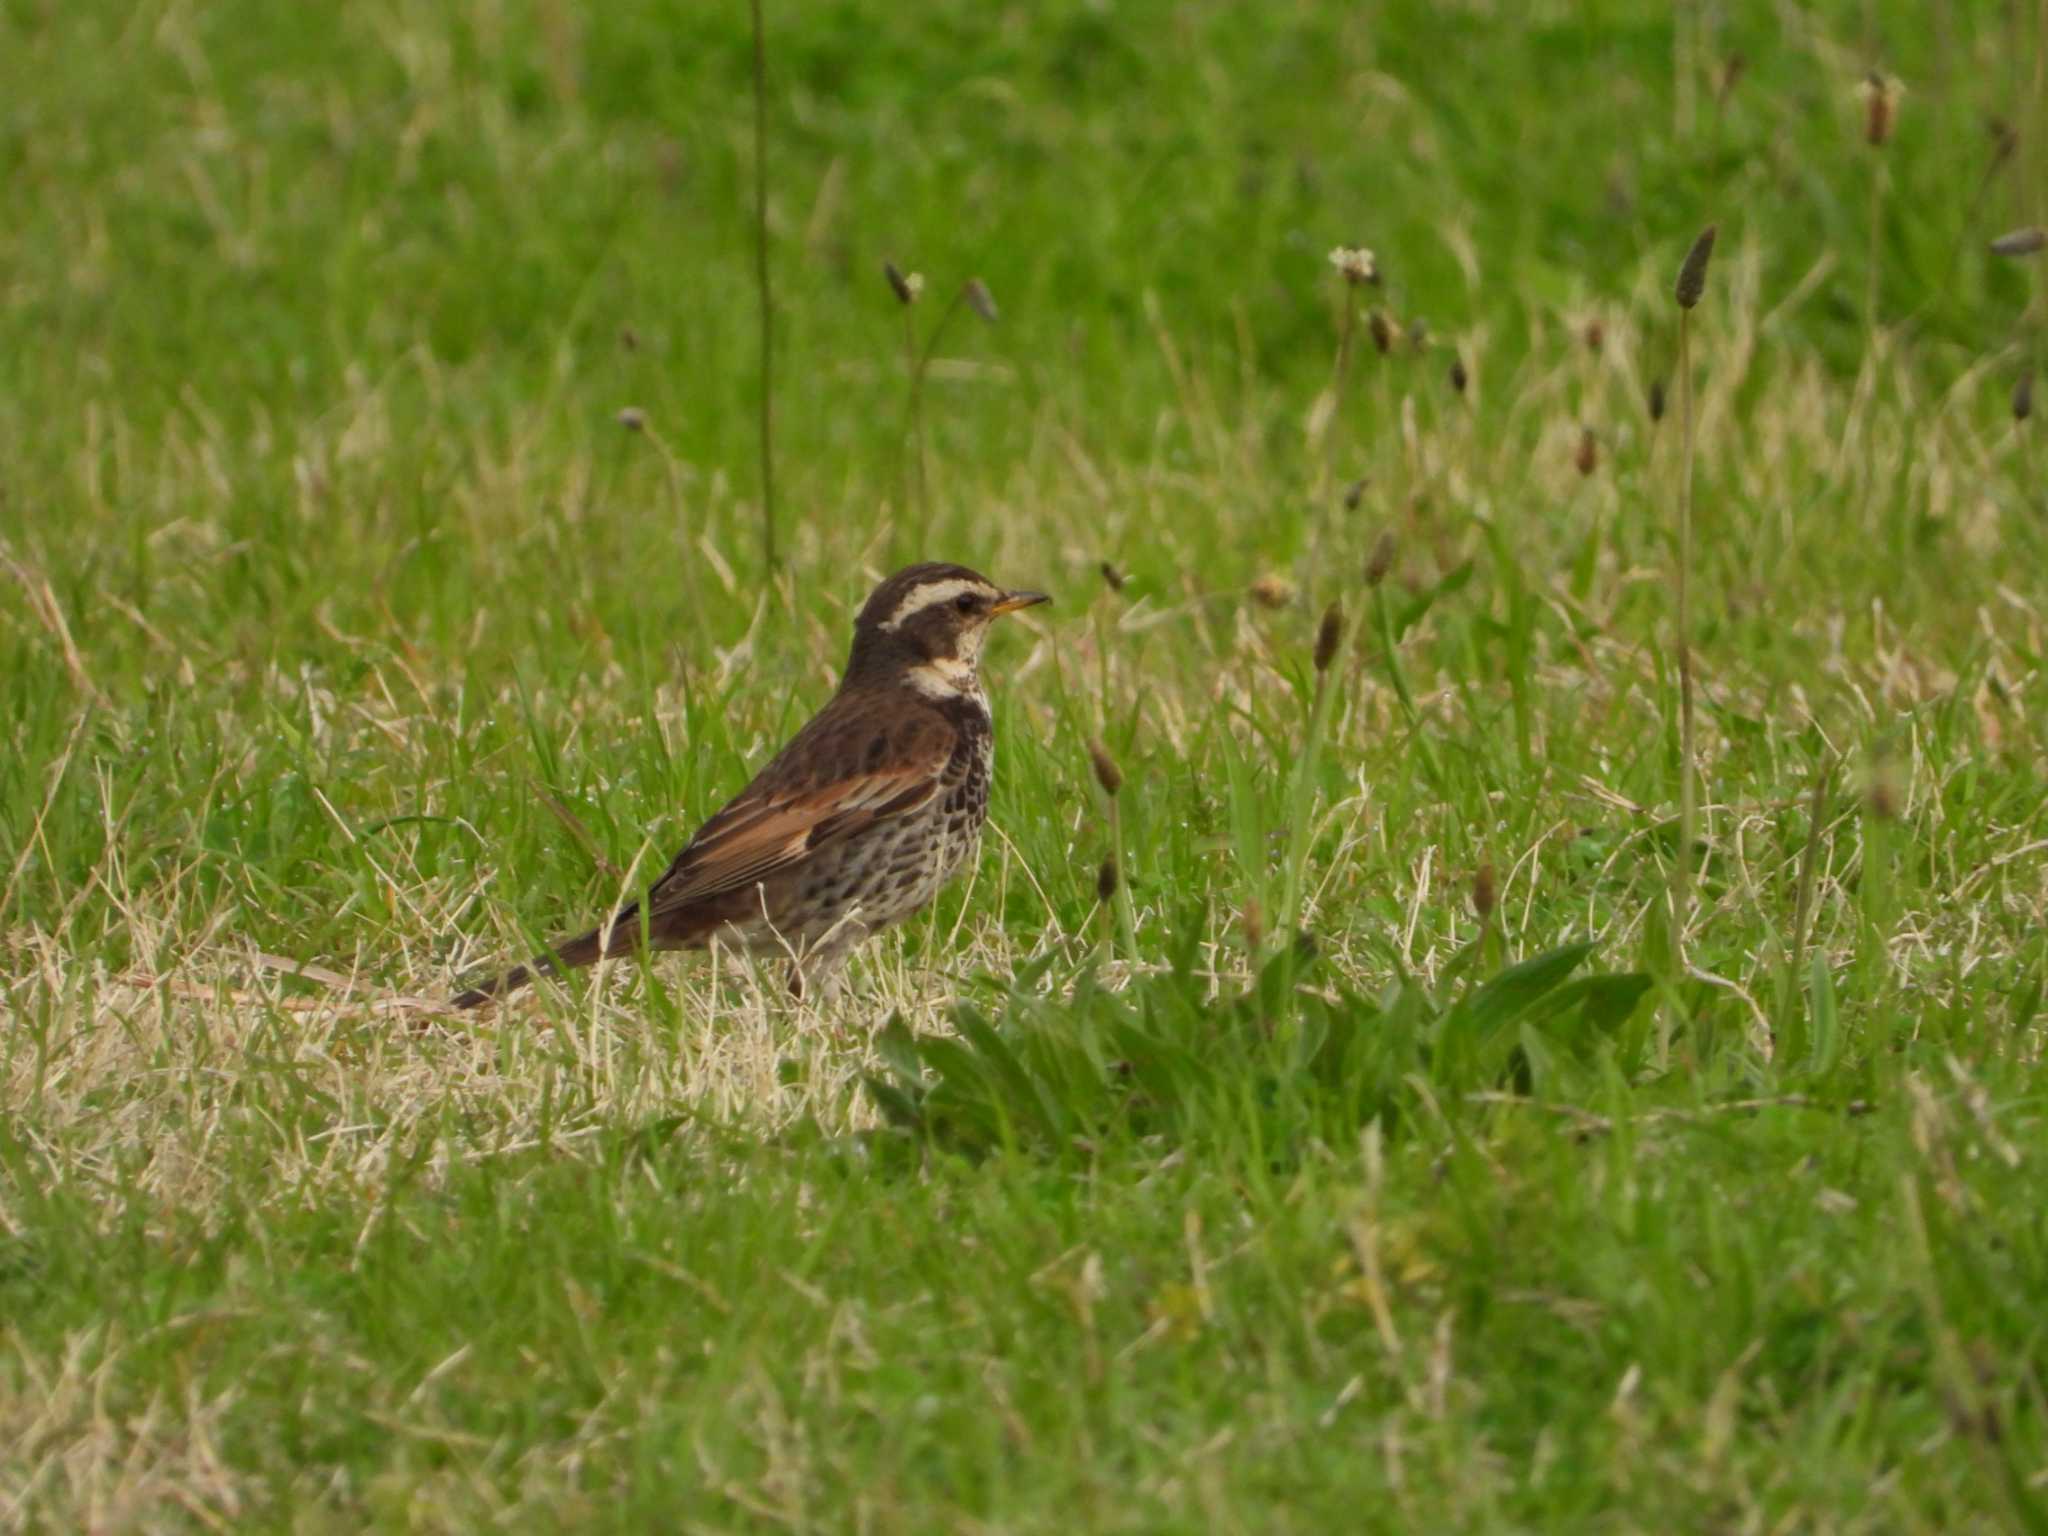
[990,590,1051,616]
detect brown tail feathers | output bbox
[450,911,636,1009]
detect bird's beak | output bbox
[990,590,1051,617]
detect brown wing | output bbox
[641,698,957,920]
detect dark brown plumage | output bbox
[452,563,1048,1008]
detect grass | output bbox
[4,0,2048,1528]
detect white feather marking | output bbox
[878,577,994,632]
[904,656,987,701]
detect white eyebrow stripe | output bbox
[878,577,991,631]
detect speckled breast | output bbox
[782,709,993,943]
[931,719,994,883]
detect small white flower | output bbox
[1328,246,1379,285]
[884,261,924,305]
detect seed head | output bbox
[616,407,647,432]
[1449,354,1468,395]
[1087,738,1124,798]
[1472,860,1497,921]
[1314,602,1343,673]
[1250,573,1295,609]
[1328,246,1379,286]
[883,261,922,305]
[1675,225,1717,310]
[1241,896,1264,953]
[1096,855,1119,904]
[1099,560,1126,592]
[1364,532,1396,589]
[2015,370,2034,423]
[1716,52,1747,106]
[1859,72,1898,149]
[1343,476,1369,510]
[1584,318,1605,354]
[1989,116,2020,168]
[1574,425,1599,477]
[619,326,641,352]
[1990,227,2048,258]
[1866,769,1900,822]
[1367,310,1394,355]
[1648,377,1668,423]
[963,278,999,323]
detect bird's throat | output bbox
[903,654,983,703]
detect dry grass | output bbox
[6,2,2048,1522]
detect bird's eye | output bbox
[955,593,981,614]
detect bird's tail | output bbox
[450,908,638,1010]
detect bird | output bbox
[451,563,1049,1009]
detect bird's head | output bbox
[848,562,1050,694]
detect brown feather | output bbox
[450,560,1041,1010]
[452,692,960,1008]
[643,698,956,917]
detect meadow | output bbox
[4,0,2048,1528]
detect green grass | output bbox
[5,0,2048,1528]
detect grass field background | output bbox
[5,0,2048,1528]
